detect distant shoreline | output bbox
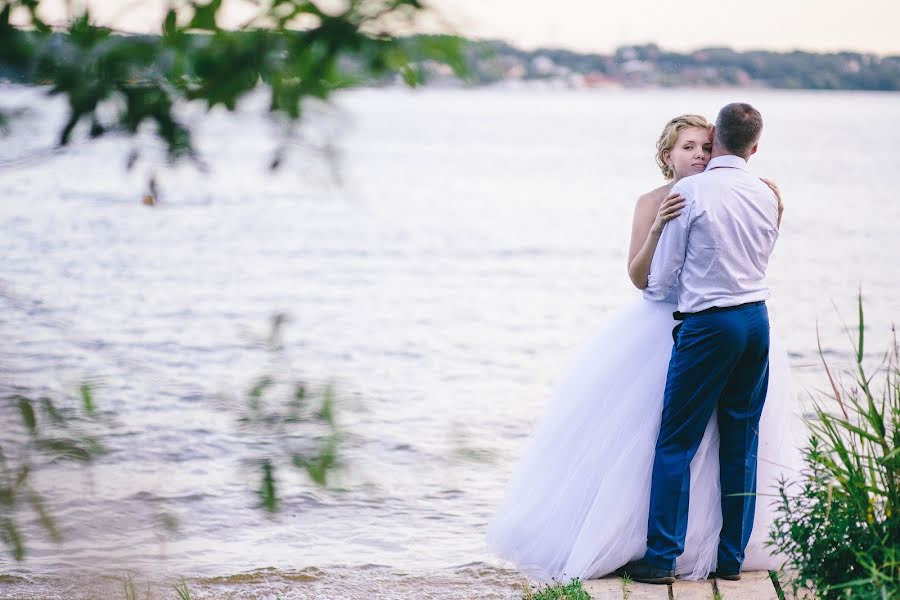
[421,39,900,93]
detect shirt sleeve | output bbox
[642,181,693,302]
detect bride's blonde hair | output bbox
[655,114,712,180]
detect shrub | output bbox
[769,294,899,599]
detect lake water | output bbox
[0,85,898,599]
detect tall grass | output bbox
[769,294,899,599]
[520,577,591,600]
[173,577,192,600]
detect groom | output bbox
[617,103,780,584]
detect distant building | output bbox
[531,55,557,75]
[581,73,619,88]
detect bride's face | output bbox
[666,127,712,181]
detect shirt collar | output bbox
[705,155,750,172]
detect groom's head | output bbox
[712,103,763,160]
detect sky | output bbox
[422,0,900,56]
[23,0,900,56]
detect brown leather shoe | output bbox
[710,570,741,581]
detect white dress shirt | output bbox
[642,155,780,314]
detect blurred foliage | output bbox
[0,0,468,163]
[0,0,456,564]
[230,312,343,512]
[0,383,106,561]
[769,294,899,599]
[0,313,346,563]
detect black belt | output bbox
[673,300,765,321]
[671,300,765,343]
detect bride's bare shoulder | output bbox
[635,184,670,209]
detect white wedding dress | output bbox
[485,296,805,582]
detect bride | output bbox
[484,114,804,582]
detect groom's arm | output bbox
[642,183,693,301]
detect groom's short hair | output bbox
[715,103,763,158]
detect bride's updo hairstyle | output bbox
[655,114,712,180]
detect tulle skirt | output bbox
[485,298,805,582]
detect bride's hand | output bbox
[650,192,685,237]
[760,177,784,225]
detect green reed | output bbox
[621,573,632,599]
[173,577,192,600]
[769,293,899,599]
[122,574,136,600]
[521,577,591,600]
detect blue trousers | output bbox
[642,301,770,573]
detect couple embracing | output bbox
[486,103,803,583]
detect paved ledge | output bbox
[582,570,805,599]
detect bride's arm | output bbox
[627,189,685,290]
[760,178,784,229]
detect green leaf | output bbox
[173,578,191,600]
[157,511,180,533]
[248,376,274,413]
[35,438,92,462]
[826,416,882,445]
[0,485,13,508]
[258,460,278,512]
[879,446,900,463]
[316,387,335,423]
[29,9,51,35]
[163,9,178,37]
[14,464,30,488]
[188,0,222,31]
[857,288,864,364]
[1,518,25,561]
[400,64,418,87]
[80,382,95,415]
[16,396,36,435]
[293,435,337,486]
[68,11,110,47]
[27,491,60,542]
[59,109,84,147]
[286,382,307,421]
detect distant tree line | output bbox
[462,41,900,91]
